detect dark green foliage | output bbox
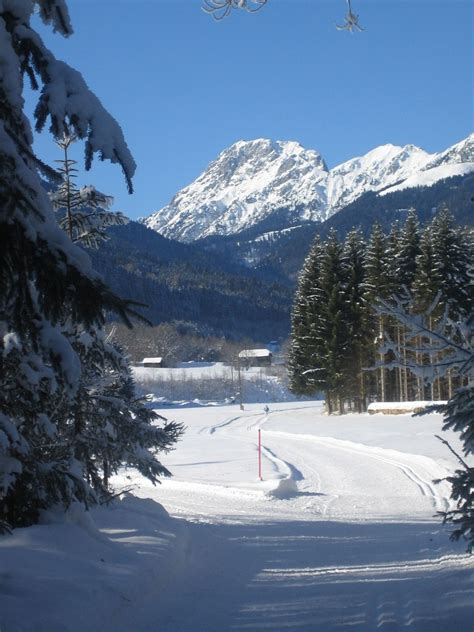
[0,1,181,529]
[342,230,371,410]
[441,381,474,552]
[69,336,184,496]
[288,237,325,395]
[51,134,128,248]
[394,208,421,292]
[363,222,393,303]
[317,231,351,412]
[89,222,292,341]
[288,208,473,412]
[442,461,474,553]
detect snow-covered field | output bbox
[2,401,474,631]
[133,362,299,405]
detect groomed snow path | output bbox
[111,402,474,631]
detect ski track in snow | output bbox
[194,405,452,518]
[106,402,474,631]
[263,429,450,514]
[7,402,472,631]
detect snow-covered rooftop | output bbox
[238,349,272,358]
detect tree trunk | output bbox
[326,392,333,415]
[379,315,386,401]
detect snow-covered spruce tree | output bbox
[411,209,473,399]
[289,229,369,413]
[391,210,421,400]
[50,133,128,248]
[287,236,326,397]
[394,209,421,293]
[49,138,184,500]
[317,230,352,414]
[68,333,184,495]
[342,229,370,411]
[441,359,474,552]
[362,222,394,402]
[0,1,180,529]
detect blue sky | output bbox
[30,0,473,220]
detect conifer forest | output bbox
[288,209,473,414]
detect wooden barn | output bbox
[238,348,273,368]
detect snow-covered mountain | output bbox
[145,134,474,242]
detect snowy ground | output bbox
[133,362,299,405]
[2,401,474,631]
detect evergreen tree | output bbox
[68,333,183,496]
[342,229,369,411]
[50,149,185,501]
[290,210,473,414]
[50,133,128,248]
[288,237,325,396]
[394,209,421,294]
[317,230,350,413]
[392,210,421,400]
[0,1,180,528]
[379,295,474,551]
[441,340,474,552]
[430,208,472,318]
[363,223,393,401]
[411,210,473,399]
[413,209,472,318]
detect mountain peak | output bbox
[146,138,329,242]
[145,134,474,242]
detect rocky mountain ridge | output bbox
[145,134,474,242]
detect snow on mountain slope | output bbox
[379,162,474,196]
[424,133,474,170]
[145,135,474,242]
[326,143,430,210]
[146,139,329,242]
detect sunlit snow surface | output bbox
[2,401,473,631]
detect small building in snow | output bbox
[238,348,272,368]
[139,357,164,368]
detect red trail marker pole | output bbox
[258,428,262,480]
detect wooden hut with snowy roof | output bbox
[238,348,272,368]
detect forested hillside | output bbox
[89,221,292,340]
[88,174,473,343]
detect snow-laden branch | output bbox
[377,295,473,381]
[13,22,136,192]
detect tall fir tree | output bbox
[394,209,421,294]
[289,212,472,413]
[317,230,351,413]
[0,1,181,529]
[342,229,370,411]
[363,222,393,401]
[392,209,422,400]
[288,236,325,396]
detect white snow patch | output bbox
[379,162,474,196]
[3,401,474,631]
